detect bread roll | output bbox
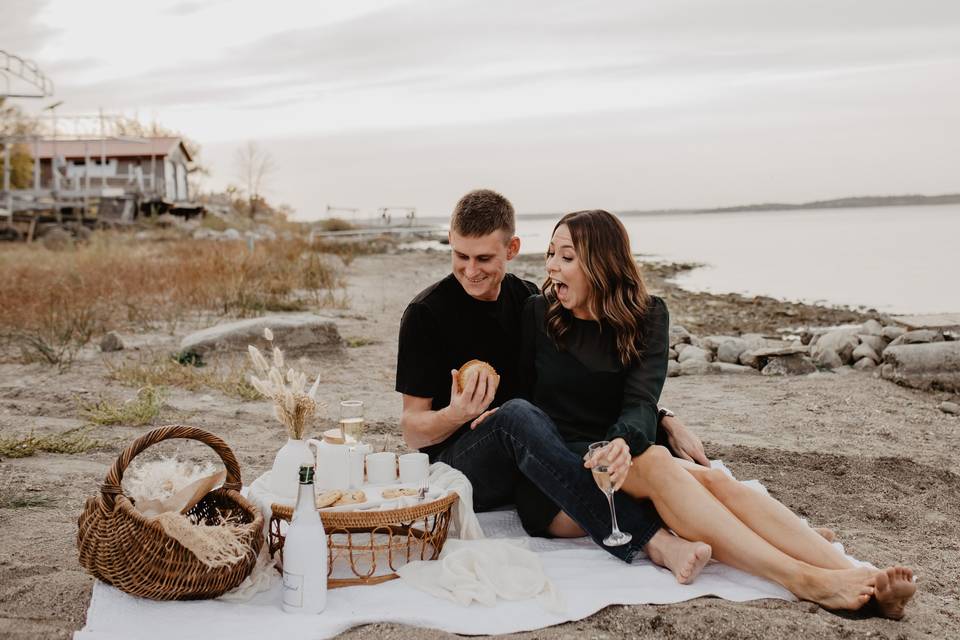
[456,359,499,393]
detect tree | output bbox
[0,99,39,189]
[234,141,275,219]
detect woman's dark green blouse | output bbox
[520,294,669,456]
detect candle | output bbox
[315,443,350,490]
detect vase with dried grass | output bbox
[248,328,326,500]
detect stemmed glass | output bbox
[585,441,633,547]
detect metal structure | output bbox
[1,49,54,98]
[326,204,360,221]
[377,206,416,226]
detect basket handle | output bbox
[100,425,244,510]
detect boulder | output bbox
[880,342,960,392]
[882,326,906,341]
[701,336,736,352]
[939,401,959,415]
[678,346,711,364]
[675,343,690,355]
[813,347,843,370]
[811,328,860,365]
[679,359,719,376]
[852,343,880,364]
[853,358,877,371]
[716,362,759,375]
[860,319,884,336]
[888,330,945,347]
[857,334,887,355]
[739,350,760,368]
[99,331,125,352]
[667,360,681,377]
[668,348,679,361]
[179,313,344,358]
[669,325,692,348]
[717,338,749,364]
[761,354,817,376]
[740,345,808,370]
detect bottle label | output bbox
[282,571,304,608]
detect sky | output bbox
[3,0,960,219]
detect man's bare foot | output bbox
[872,566,916,620]
[796,566,875,611]
[814,527,836,543]
[645,529,712,584]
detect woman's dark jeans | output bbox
[435,399,662,562]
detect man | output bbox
[396,189,711,583]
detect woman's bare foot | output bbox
[814,527,836,543]
[796,566,876,611]
[645,530,712,584]
[872,566,916,620]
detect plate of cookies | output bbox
[315,485,446,512]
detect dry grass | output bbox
[0,427,103,459]
[78,385,165,426]
[0,232,350,368]
[106,353,260,401]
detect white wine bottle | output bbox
[281,465,328,614]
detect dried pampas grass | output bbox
[248,327,325,439]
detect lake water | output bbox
[507,204,960,315]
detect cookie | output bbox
[382,488,419,499]
[456,359,498,393]
[333,490,366,507]
[315,489,342,508]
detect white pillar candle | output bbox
[347,443,372,488]
[399,452,430,484]
[315,443,350,491]
[365,452,397,485]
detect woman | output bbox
[520,209,916,618]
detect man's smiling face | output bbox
[449,229,520,302]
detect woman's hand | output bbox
[661,415,709,466]
[584,437,632,491]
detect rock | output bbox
[857,334,887,355]
[761,354,817,376]
[888,329,945,347]
[811,328,860,365]
[739,345,808,370]
[180,313,344,358]
[717,338,749,364]
[861,319,884,336]
[679,359,719,376]
[939,401,959,415]
[678,346,711,364]
[668,348,679,361]
[852,343,880,364]
[675,343,690,355]
[99,331,124,352]
[880,342,960,392]
[701,336,735,352]
[716,362,759,375]
[882,326,906,341]
[813,347,843,370]
[667,360,681,377]
[853,358,877,370]
[221,228,242,241]
[40,226,74,250]
[669,325,692,348]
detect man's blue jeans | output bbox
[435,398,663,562]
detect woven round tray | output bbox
[77,425,263,600]
[269,492,458,588]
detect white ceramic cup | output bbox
[348,443,373,488]
[366,452,397,485]
[398,452,429,484]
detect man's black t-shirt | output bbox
[396,273,538,459]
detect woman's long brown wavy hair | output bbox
[542,209,651,367]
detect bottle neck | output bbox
[294,480,315,516]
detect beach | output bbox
[1,247,958,639]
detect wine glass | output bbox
[339,400,364,443]
[585,441,633,547]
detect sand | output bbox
[1,249,958,639]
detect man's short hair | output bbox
[451,189,515,238]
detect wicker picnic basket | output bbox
[77,425,263,600]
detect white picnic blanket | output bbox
[76,467,858,639]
